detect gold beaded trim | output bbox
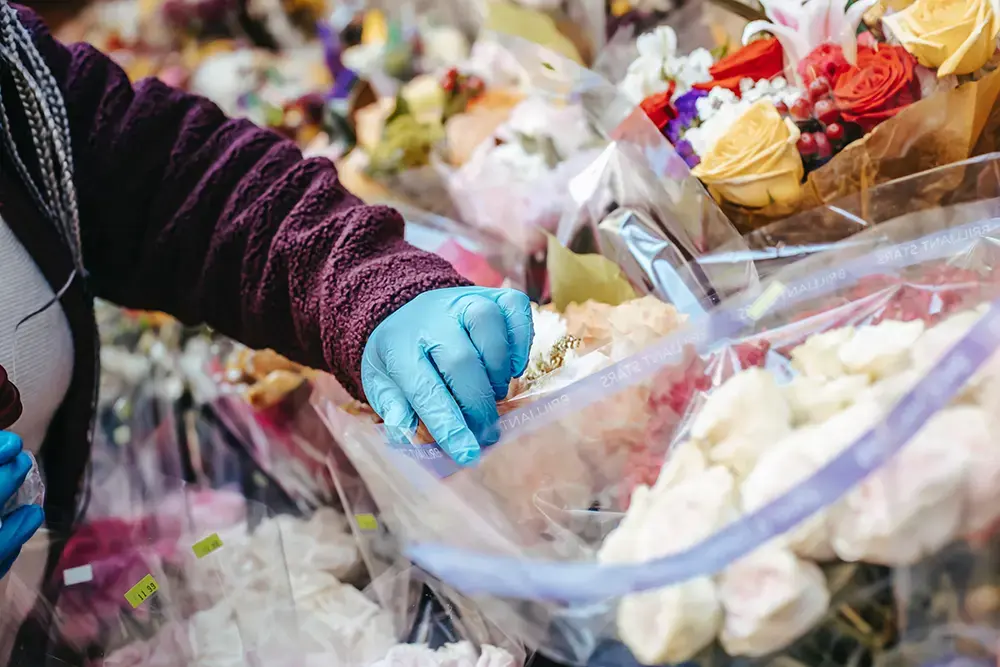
[523,335,581,384]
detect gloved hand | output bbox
[0,431,44,579]
[362,287,533,465]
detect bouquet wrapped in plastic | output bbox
[8,392,521,667]
[317,195,1000,666]
[467,33,757,313]
[613,0,1000,233]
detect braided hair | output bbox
[0,0,83,275]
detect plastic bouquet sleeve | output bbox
[14,476,289,663]
[313,193,1000,666]
[476,34,756,314]
[699,153,1000,279]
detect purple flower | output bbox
[675,89,707,116]
[331,68,358,100]
[675,140,700,169]
[665,89,708,145]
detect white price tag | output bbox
[63,564,93,586]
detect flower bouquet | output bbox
[625,0,1000,232]
[321,198,1000,667]
[186,44,334,146]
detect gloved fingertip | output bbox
[439,427,482,466]
[0,432,22,463]
[477,420,501,447]
[21,505,43,537]
[0,547,20,579]
[11,452,31,478]
[4,505,42,545]
[492,383,509,401]
[454,448,481,466]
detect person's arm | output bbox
[13,5,469,399]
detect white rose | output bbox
[837,320,926,380]
[784,374,870,425]
[790,327,855,379]
[650,443,707,496]
[691,368,792,476]
[942,406,1000,534]
[637,466,739,557]
[607,464,736,664]
[832,407,970,565]
[741,402,882,560]
[598,484,653,564]
[618,579,722,665]
[718,547,830,657]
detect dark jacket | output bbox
[1,5,466,660]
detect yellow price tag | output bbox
[124,574,159,609]
[192,533,224,559]
[355,514,378,531]
[746,281,786,321]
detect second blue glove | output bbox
[362,287,533,466]
[0,431,44,579]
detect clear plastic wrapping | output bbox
[2,451,44,519]
[486,34,756,313]
[318,199,1000,666]
[700,153,1000,280]
[2,468,297,665]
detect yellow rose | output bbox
[883,0,1000,77]
[692,101,804,209]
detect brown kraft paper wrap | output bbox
[721,66,1000,233]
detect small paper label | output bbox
[746,281,786,321]
[124,574,159,609]
[63,564,93,586]
[355,514,378,531]
[192,533,224,559]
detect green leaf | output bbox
[546,233,638,312]
[384,91,411,127]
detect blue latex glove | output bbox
[362,287,533,465]
[0,431,44,579]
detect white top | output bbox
[0,216,74,454]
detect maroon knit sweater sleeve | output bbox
[15,5,469,399]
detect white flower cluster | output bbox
[103,509,517,667]
[740,76,803,108]
[601,307,1000,663]
[684,77,803,157]
[619,26,713,104]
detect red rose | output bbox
[833,45,919,133]
[639,81,677,133]
[798,43,855,87]
[694,37,785,94]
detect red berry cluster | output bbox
[778,76,852,166]
[440,68,485,98]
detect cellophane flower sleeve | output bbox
[484,35,756,314]
[6,462,299,666]
[316,194,1000,666]
[700,153,1000,280]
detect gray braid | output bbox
[0,0,83,274]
